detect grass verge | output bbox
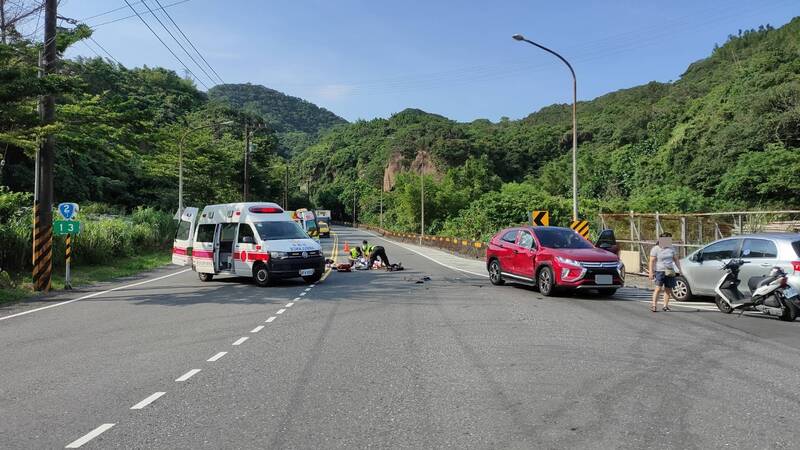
[0,251,171,306]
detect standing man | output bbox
[649,232,682,312]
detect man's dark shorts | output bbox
[654,271,677,289]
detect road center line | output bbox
[207,351,227,362]
[232,337,249,346]
[292,297,301,301]
[130,392,165,410]
[265,316,276,323]
[276,308,286,314]
[285,302,294,307]
[175,369,201,382]
[304,288,311,292]
[251,325,264,333]
[310,284,316,287]
[299,292,306,296]
[65,423,116,448]
[0,269,191,322]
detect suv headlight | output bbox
[269,251,288,259]
[556,256,582,267]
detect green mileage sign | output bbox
[54,220,81,236]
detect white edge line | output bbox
[175,369,201,382]
[265,316,276,323]
[285,302,294,307]
[364,230,489,278]
[232,337,248,346]
[207,351,227,362]
[276,308,286,314]
[1,269,192,322]
[130,392,165,410]
[65,423,116,448]
[250,325,264,333]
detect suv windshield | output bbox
[534,228,594,249]
[253,221,308,240]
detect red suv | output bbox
[486,226,624,296]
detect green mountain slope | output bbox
[208,83,347,134]
[293,19,800,236]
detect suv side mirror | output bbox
[242,236,255,244]
[596,229,618,254]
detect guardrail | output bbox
[356,224,487,260]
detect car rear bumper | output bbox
[268,256,325,278]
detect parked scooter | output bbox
[714,259,800,321]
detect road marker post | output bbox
[56,203,79,290]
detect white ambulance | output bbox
[172,202,325,286]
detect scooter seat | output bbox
[747,276,775,293]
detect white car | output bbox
[673,233,800,301]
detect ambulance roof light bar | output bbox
[249,206,284,214]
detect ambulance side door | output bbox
[172,207,199,266]
[234,223,258,276]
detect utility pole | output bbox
[420,173,424,245]
[32,0,56,292]
[284,165,288,210]
[243,122,249,202]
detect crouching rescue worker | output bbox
[349,246,363,264]
[362,239,390,268]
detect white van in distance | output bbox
[172,202,325,286]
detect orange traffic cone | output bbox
[343,241,350,254]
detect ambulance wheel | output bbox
[253,264,272,287]
[303,273,322,284]
[198,273,213,282]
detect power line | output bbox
[90,0,190,28]
[121,0,209,89]
[138,0,217,86]
[88,36,121,65]
[151,0,224,84]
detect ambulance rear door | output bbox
[172,207,199,266]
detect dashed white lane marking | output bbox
[304,288,312,292]
[286,302,294,307]
[299,292,306,296]
[232,337,249,346]
[207,352,227,362]
[130,392,165,410]
[310,284,316,287]
[265,316,276,323]
[292,297,301,301]
[175,369,201,382]
[251,325,264,333]
[0,269,191,322]
[65,423,116,448]
[276,308,286,315]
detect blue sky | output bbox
[58,0,798,122]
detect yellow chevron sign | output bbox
[570,219,590,238]
[529,211,549,227]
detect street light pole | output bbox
[513,34,579,220]
[177,120,233,217]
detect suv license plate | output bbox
[300,269,315,276]
[595,275,613,285]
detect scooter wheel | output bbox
[715,295,733,314]
[779,301,798,322]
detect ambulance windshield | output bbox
[253,221,308,240]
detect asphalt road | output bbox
[1,226,800,449]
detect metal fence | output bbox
[599,210,800,272]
